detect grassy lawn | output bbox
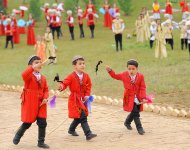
[0,0,190,110]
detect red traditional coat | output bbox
[21,66,49,123]
[103,4,112,28]
[1,15,6,35]
[108,70,146,112]
[87,13,95,26]
[51,15,57,27]
[0,16,3,36]
[180,1,189,12]
[12,19,20,44]
[5,24,13,36]
[27,19,36,45]
[78,15,83,25]
[67,16,74,27]
[165,3,173,14]
[60,72,91,119]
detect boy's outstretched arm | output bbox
[58,75,72,91]
[105,66,123,81]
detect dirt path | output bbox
[0,91,190,150]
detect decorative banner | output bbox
[99,8,105,14]
[17,19,26,27]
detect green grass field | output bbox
[0,0,190,110]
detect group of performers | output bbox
[136,0,190,58]
[13,54,148,149]
[0,6,36,48]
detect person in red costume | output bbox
[67,10,75,40]
[0,12,4,36]
[27,14,36,45]
[3,0,8,8]
[11,14,20,44]
[58,55,97,140]
[83,0,96,18]
[106,59,147,135]
[77,8,85,38]
[165,0,173,20]
[179,0,189,19]
[86,8,98,38]
[5,18,14,48]
[13,55,50,149]
[103,0,112,29]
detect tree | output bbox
[29,0,42,21]
[118,0,132,16]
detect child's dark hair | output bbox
[127,59,138,68]
[72,58,85,65]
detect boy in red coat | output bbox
[106,60,147,135]
[67,10,75,40]
[13,56,50,149]
[5,18,14,49]
[58,55,97,140]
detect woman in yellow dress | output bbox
[135,14,145,43]
[155,20,167,58]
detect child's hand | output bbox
[141,99,148,104]
[40,99,48,107]
[58,84,63,92]
[83,96,89,103]
[105,65,112,72]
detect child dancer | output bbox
[186,21,190,56]
[58,55,97,140]
[179,20,187,50]
[86,8,98,38]
[67,10,75,40]
[13,55,49,148]
[106,59,147,135]
[45,26,56,64]
[150,21,157,48]
[112,13,125,51]
[163,20,174,50]
[5,18,14,49]
[77,8,85,38]
[35,35,46,62]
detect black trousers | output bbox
[52,26,60,39]
[79,24,85,38]
[166,38,174,50]
[188,43,190,56]
[181,38,188,50]
[124,103,143,131]
[5,36,13,48]
[89,25,95,38]
[150,40,154,49]
[115,34,122,51]
[69,111,91,136]
[69,26,74,40]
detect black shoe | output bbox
[138,128,145,135]
[125,124,133,130]
[86,133,97,140]
[37,143,50,149]
[68,131,79,136]
[13,134,21,145]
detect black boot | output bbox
[13,123,31,145]
[37,127,50,149]
[68,119,80,136]
[86,133,97,140]
[91,31,94,38]
[124,114,133,130]
[134,117,145,135]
